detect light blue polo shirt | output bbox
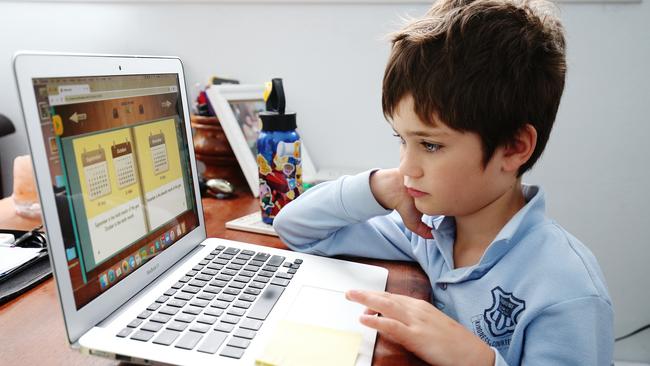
[273,170,614,365]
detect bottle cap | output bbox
[259,78,297,131]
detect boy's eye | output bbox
[421,141,441,152]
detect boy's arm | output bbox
[273,169,427,260]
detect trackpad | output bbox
[284,285,366,333]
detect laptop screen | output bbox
[31,73,200,309]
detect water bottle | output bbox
[257,78,303,224]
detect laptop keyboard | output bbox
[115,245,302,359]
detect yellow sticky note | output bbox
[255,320,362,366]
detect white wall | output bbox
[0,0,648,361]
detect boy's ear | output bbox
[501,124,537,173]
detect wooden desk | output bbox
[0,196,430,365]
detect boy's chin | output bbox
[414,199,443,216]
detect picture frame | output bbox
[206,84,317,197]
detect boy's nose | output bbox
[398,151,423,178]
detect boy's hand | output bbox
[370,169,433,239]
[346,290,495,366]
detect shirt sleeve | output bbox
[514,296,614,365]
[272,170,418,261]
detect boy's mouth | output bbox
[406,187,428,198]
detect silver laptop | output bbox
[13,52,387,365]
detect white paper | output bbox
[0,247,43,276]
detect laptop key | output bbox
[199,259,209,265]
[116,327,133,338]
[171,281,184,289]
[238,294,256,302]
[249,260,265,267]
[227,336,251,349]
[275,272,293,280]
[179,276,191,283]
[221,315,241,324]
[197,292,216,301]
[240,318,263,331]
[224,247,240,255]
[150,314,171,324]
[216,245,226,251]
[214,322,235,333]
[253,252,270,262]
[223,288,241,296]
[174,292,193,301]
[247,284,285,320]
[147,302,162,311]
[128,318,143,328]
[262,265,278,273]
[205,308,224,317]
[181,285,201,294]
[197,330,228,354]
[192,265,205,271]
[294,258,303,264]
[159,306,180,316]
[211,300,230,309]
[164,289,177,297]
[232,258,247,265]
[175,313,196,323]
[267,255,285,267]
[197,315,218,325]
[218,253,234,260]
[214,258,229,265]
[190,323,211,333]
[217,294,235,302]
[216,274,232,282]
[271,278,290,287]
[233,276,250,284]
[227,307,246,316]
[141,321,163,332]
[203,285,221,294]
[229,281,245,290]
[287,268,297,274]
[156,295,169,303]
[196,273,212,281]
[254,276,270,283]
[239,270,255,278]
[241,249,255,256]
[182,306,202,315]
[221,269,238,276]
[167,321,188,332]
[249,281,266,289]
[233,328,256,340]
[210,279,228,288]
[233,300,251,309]
[131,329,155,342]
[190,299,210,308]
[244,287,261,296]
[226,263,242,271]
[175,331,203,350]
[152,330,180,346]
[168,299,187,308]
[189,279,207,288]
[220,345,245,359]
[257,270,273,278]
[137,310,152,319]
[186,270,198,277]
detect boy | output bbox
[273,0,614,364]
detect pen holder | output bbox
[12,155,41,219]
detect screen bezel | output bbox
[13,52,207,344]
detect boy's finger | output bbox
[359,314,409,344]
[346,290,409,322]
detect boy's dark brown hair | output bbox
[382,0,566,175]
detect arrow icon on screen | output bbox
[161,100,172,108]
[69,112,87,123]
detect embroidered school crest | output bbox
[483,286,526,337]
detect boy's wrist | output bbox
[369,168,404,210]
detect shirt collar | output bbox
[430,184,548,283]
